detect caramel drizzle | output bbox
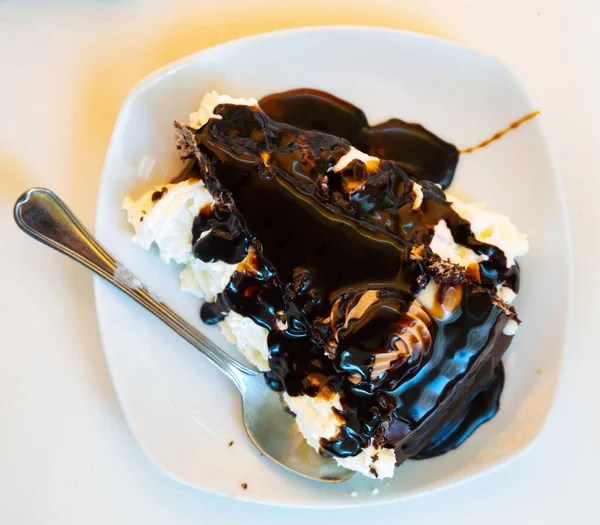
[459,111,540,154]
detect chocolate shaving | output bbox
[411,246,519,322]
[410,246,467,285]
[174,123,199,160]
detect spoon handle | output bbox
[13,188,256,388]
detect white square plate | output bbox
[94,26,571,507]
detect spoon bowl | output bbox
[241,372,353,481]
[13,187,354,483]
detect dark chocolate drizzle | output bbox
[173,89,520,466]
[260,88,459,189]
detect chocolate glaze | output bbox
[259,88,459,189]
[415,362,505,458]
[173,90,520,467]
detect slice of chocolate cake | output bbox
[123,90,528,479]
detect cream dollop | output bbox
[412,182,424,210]
[430,220,489,267]
[496,285,517,305]
[283,392,396,479]
[122,179,213,265]
[219,311,270,371]
[331,147,380,173]
[445,194,529,268]
[189,91,259,129]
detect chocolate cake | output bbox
[160,89,524,473]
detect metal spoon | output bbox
[14,187,354,483]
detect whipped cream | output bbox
[189,91,259,129]
[283,392,396,479]
[445,194,529,268]
[503,319,520,336]
[496,285,517,305]
[220,311,270,371]
[337,444,396,479]
[123,178,270,370]
[429,194,528,270]
[412,181,424,210]
[179,258,238,303]
[283,392,344,450]
[331,147,380,173]
[123,179,213,265]
[430,220,489,267]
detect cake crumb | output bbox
[371,488,380,496]
[350,491,358,498]
[228,441,234,447]
[536,368,543,374]
[241,483,248,490]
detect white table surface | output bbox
[1,0,598,522]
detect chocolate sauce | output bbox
[460,111,541,155]
[174,90,520,466]
[414,362,505,458]
[151,187,168,202]
[259,88,459,189]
